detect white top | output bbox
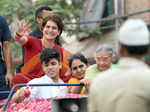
[27,75,68,99]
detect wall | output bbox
[125,0,150,24]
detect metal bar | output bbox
[114,0,119,30]
[64,8,150,25]
[65,24,116,31]
[1,83,84,111]
[0,91,10,94]
[120,0,125,16]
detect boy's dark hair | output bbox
[35,6,52,20]
[122,44,149,55]
[69,53,88,68]
[40,48,60,64]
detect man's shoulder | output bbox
[0,16,5,20]
[86,64,98,74]
[93,65,150,83]
[29,28,42,39]
[0,16,7,26]
[87,64,97,71]
[85,64,99,79]
[118,57,149,69]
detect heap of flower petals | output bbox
[5,98,51,112]
[4,93,89,112]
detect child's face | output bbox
[96,51,112,71]
[42,58,61,80]
[71,59,87,80]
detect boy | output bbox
[12,48,67,102]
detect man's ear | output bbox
[120,45,128,57]
[36,18,40,24]
[59,63,62,69]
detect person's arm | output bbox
[1,16,13,87]
[14,21,30,45]
[80,78,91,90]
[68,78,83,94]
[80,78,91,94]
[2,41,13,86]
[69,78,91,94]
[11,87,30,103]
[12,79,40,103]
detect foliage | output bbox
[78,26,102,40]
[10,41,22,73]
[0,0,80,29]
[0,0,101,35]
[0,0,21,17]
[10,42,22,57]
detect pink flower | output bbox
[88,9,93,13]
[83,3,88,7]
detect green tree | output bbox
[0,0,80,29]
[0,0,82,72]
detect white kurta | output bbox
[27,75,68,99]
[89,58,150,112]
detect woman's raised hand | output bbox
[15,20,30,39]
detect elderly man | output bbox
[89,19,150,112]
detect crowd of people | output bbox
[1,5,150,112]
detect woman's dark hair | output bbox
[69,53,88,68]
[42,14,63,46]
[122,44,149,55]
[40,48,60,64]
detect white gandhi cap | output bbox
[118,19,150,46]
